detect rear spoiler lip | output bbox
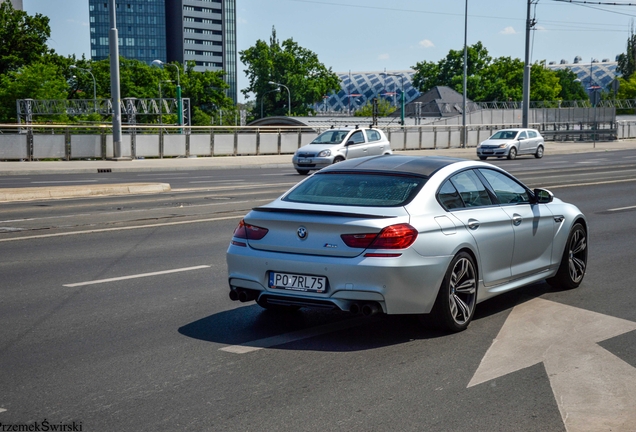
[251,206,397,219]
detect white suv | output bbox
[292,127,392,175]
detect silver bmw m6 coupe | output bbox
[226,155,588,332]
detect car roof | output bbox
[318,154,466,178]
[496,128,537,132]
[324,126,378,132]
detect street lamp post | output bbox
[381,73,404,125]
[70,65,97,112]
[268,81,291,116]
[261,88,280,118]
[152,60,182,129]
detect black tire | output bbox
[333,156,345,164]
[478,156,487,160]
[257,298,301,312]
[547,223,587,289]
[507,146,517,160]
[429,251,478,332]
[296,169,310,175]
[534,145,544,159]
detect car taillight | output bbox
[232,219,269,240]
[341,223,418,250]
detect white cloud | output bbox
[378,53,390,60]
[419,39,434,48]
[500,27,517,35]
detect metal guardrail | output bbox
[0,121,630,161]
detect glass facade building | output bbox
[88,0,237,103]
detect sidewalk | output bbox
[1,140,634,202]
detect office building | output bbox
[5,0,23,9]
[88,0,237,102]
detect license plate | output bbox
[298,158,312,164]
[269,272,327,292]
[483,150,494,154]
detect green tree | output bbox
[411,42,491,97]
[412,43,572,103]
[477,56,524,101]
[0,61,69,122]
[554,68,588,101]
[0,2,52,75]
[240,27,340,117]
[354,98,396,117]
[617,22,636,80]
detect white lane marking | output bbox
[30,180,99,184]
[608,204,636,211]
[468,298,636,432]
[0,408,6,413]
[220,316,377,354]
[0,214,243,243]
[63,265,210,287]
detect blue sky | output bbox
[22,0,636,101]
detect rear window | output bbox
[283,173,426,207]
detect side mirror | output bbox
[346,140,355,146]
[518,137,525,141]
[533,188,553,204]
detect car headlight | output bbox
[498,143,509,148]
[318,150,331,157]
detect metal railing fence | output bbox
[0,120,633,161]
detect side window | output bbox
[365,129,381,142]
[528,130,537,138]
[518,131,528,139]
[478,169,530,204]
[437,180,464,210]
[348,131,365,144]
[449,170,493,208]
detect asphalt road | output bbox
[1,152,636,431]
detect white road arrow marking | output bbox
[468,298,636,432]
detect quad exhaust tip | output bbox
[350,302,380,316]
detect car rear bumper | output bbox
[226,244,450,314]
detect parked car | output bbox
[476,128,545,160]
[226,155,588,332]
[292,126,392,175]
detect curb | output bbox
[0,183,171,203]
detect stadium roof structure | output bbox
[313,57,619,115]
[546,58,618,95]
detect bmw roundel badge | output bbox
[297,226,308,240]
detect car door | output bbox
[517,130,530,154]
[527,130,539,153]
[343,130,369,159]
[442,170,514,287]
[364,129,386,156]
[478,169,555,278]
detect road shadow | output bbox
[179,282,552,352]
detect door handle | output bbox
[467,219,480,230]
[512,214,522,226]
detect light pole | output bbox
[152,60,182,129]
[70,65,97,112]
[462,0,468,148]
[268,81,291,116]
[381,73,405,125]
[261,88,280,118]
